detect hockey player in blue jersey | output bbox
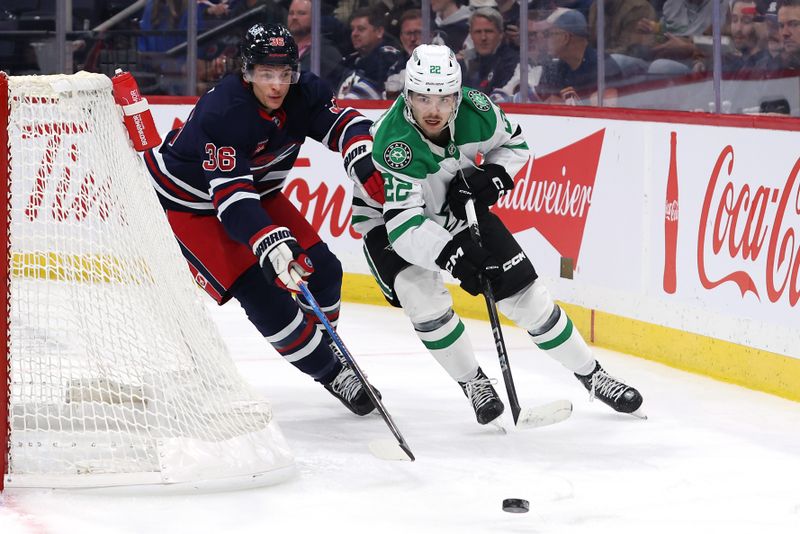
[143,22,385,416]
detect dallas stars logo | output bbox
[384,141,412,170]
[467,90,491,112]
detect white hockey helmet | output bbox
[403,44,462,130]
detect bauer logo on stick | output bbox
[384,141,412,170]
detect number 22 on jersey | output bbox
[383,174,412,202]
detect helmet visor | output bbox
[248,65,300,84]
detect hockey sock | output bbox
[266,309,341,383]
[414,309,480,383]
[297,297,340,331]
[528,306,596,375]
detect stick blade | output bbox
[368,439,415,461]
[516,399,573,429]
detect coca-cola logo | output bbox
[494,129,604,270]
[697,146,800,306]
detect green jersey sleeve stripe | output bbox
[388,214,425,243]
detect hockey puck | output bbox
[502,498,529,513]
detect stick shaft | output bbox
[296,279,415,461]
[464,199,522,424]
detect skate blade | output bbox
[487,416,507,434]
[368,439,414,461]
[516,399,573,429]
[628,408,648,420]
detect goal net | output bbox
[0,72,294,490]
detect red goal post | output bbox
[0,71,294,491]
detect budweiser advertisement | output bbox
[148,104,798,359]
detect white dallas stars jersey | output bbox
[355,87,529,270]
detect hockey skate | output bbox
[575,362,645,418]
[324,362,379,416]
[459,368,505,425]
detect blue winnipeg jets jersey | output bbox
[145,71,371,246]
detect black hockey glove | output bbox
[251,225,314,293]
[447,164,514,220]
[435,239,501,296]
[344,138,385,204]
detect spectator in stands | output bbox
[492,9,551,101]
[536,7,622,104]
[138,0,244,52]
[493,0,525,48]
[384,8,423,98]
[636,0,727,74]
[759,0,784,62]
[376,0,421,43]
[778,0,800,68]
[287,0,344,87]
[398,8,424,56]
[336,6,404,99]
[723,0,771,72]
[588,0,657,64]
[469,0,532,50]
[138,0,231,94]
[432,0,473,52]
[461,7,518,95]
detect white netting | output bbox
[3,72,294,490]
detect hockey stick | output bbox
[292,273,415,461]
[459,172,572,429]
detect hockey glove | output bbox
[447,164,514,220]
[435,239,501,296]
[251,225,314,293]
[344,138,385,204]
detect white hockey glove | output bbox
[251,225,314,293]
[344,138,385,204]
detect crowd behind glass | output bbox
[2,0,799,115]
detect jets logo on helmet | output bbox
[384,142,412,169]
[467,90,491,111]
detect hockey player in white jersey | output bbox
[356,44,644,421]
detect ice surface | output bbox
[2,301,799,534]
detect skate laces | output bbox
[330,366,362,402]
[589,369,628,402]
[462,376,498,411]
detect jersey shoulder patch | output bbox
[465,88,492,112]
[383,140,413,170]
[453,87,500,145]
[372,103,436,180]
